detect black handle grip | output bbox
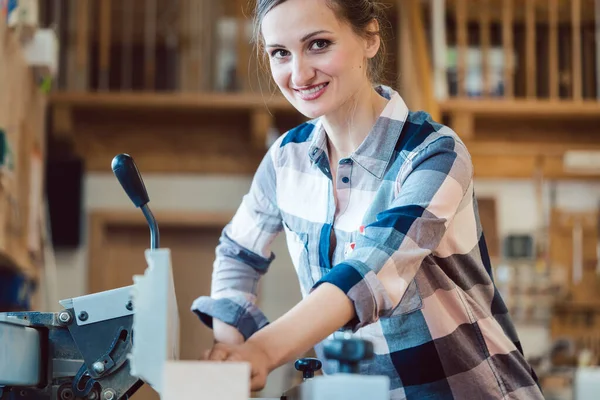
[323,338,374,374]
[111,154,150,208]
[294,357,322,379]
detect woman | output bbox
[192,0,544,398]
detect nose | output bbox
[291,56,316,88]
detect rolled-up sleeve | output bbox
[191,139,283,340]
[312,136,473,331]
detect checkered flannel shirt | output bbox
[192,85,543,399]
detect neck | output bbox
[322,82,389,163]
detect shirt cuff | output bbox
[191,295,270,340]
[311,261,381,332]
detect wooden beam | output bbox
[455,0,468,97]
[525,0,536,98]
[99,0,111,91]
[410,0,440,120]
[251,109,273,149]
[50,91,295,111]
[572,0,582,101]
[398,1,423,110]
[75,0,90,90]
[450,112,474,139]
[480,0,491,96]
[52,105,73,138]
[502,0,514,98]
[472,153,600,180]
[236,0,250,91]
[91,210,233,228]
[144,0,157,90]
[440,98,600,118]
[549,0,559,100]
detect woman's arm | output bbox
[203,282,354,390]
[192,137,284,341]
[248,282,354,369]
[213,318,244,345]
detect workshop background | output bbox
[1,0,600,399]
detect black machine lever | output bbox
[111,153,159,249]
[323,337,374,374]
[294,357,322,380]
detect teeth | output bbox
[300,84,326,95]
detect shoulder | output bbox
[394,111,473,182]
[399,111,470,158]
[278,119,319,148]
[267,118,320,166]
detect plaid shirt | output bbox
[192,86,543,399]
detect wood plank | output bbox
[450,112,474,139]
[50,91,295,111]
[480,0,491,96]
[526,0,537,98]
[50,92,600,118]
[236,0,250,91]
[251,109,273,149]
[410,0,440,120]
[99,0,112,91]
[549,0,559,100]
[75,0,90,90]
[144,0,158,90]
[455,0,468,97]
[91,210,233,228]
[439,98,600,118]
[398,0,423,110]
[502,0,514,98]
[572,0,582,101]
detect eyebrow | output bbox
[265,30,333,48]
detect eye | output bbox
[310,39,331,51]
[270,49,290,59]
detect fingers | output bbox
[203,344,230,361]
[250,370,267,392]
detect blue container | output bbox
[0,268,36,311]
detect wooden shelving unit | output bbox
[40,0,600,181]
[0,16,47,282]
[50,91,294,112]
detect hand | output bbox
[213,318,244,345]
[202,340,272,391]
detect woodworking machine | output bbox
[0,154,390,400]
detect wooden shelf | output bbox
[440,99,600,119]
[50,91,296,112]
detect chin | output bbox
[290,98,336,120]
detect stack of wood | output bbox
[549,210,600,366]
[0,14,47,284]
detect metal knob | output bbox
[323,337,374,374]
[294,357,322,380]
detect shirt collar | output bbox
[307,85,409,179]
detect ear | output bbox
[364,19,381,59]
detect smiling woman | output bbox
[191,1,545,399]
[254,0,389,121]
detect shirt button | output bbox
[340,158,352,164]
[342,177,350,184]
[312,148,319,156]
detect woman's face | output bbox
[261,0,378,119]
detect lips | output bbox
[294,82,329,101]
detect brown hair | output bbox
[251,0,390,85]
